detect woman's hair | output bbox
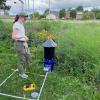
[13,15,19,23]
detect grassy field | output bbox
[0,19,100,100]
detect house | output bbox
[0,9,9,16]
[0,9,4,16]
[46,11,59,19]
[76,12,83,20]
[46,13,57,19]
[65,11,70,19]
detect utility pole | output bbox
[49,0,50,14]
[19,0,24,12]
[28,0,29,11]
[33,0,34,13]
[24,0,26,11]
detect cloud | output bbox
[30,0,48,9]
[9,1,23,15]
[7,0,100,15]
[41,0,100,10]
[7,0,100,9]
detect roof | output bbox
[42,39,57,47]
[50,11,59,17]
[77,12,83,15]
[46,13,57,19]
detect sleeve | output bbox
[13,23,19,30]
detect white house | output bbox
[46,13,57,20]
[76,12,83,20]
[0,9,9,16]
[0,9,4,16]
[65,11,70,19]
[46,11,59,20]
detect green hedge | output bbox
[96,12,100,19]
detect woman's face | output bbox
[19,16,25,23]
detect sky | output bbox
[6,0,100,15]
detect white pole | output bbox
[25,0,26,11]
[19,0,24,12]
[49,0,50,14]
[28,0,29,11]
[33,0,34,13]
[0,69,17,87]
[37,72,48,100]
[0,93,34,100]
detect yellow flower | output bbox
[37,29,56,40]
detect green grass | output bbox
[0,20,100,100]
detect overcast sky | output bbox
[6,0,100,15]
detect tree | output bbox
[76,6,83,11]
[44,8,49,17]
[1,5,11,10]
[92,8,100,14]
[68,8,72,11]
[59,8,66,18]
[92,8,100,19]
[32,12,41,20]
[0,0,6,9]
[83,11,95,20]
[70,9,77,19]
[0,0,11,13]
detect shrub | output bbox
[57,23,100,83]
[83,12,95,19]
[96,12,100,19]
[0,20,12,41]
[32,12,41,20]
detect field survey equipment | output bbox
[23,83,36,92]
[31,92,39,99]
[42,39,57,72]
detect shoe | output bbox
[19,73,28,79]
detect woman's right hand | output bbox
[24,36,29,41]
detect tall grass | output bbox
[0,20,100,99]
[57,22,100,84]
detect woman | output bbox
[12,13,30,78]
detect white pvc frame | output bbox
[0,69,48,100]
